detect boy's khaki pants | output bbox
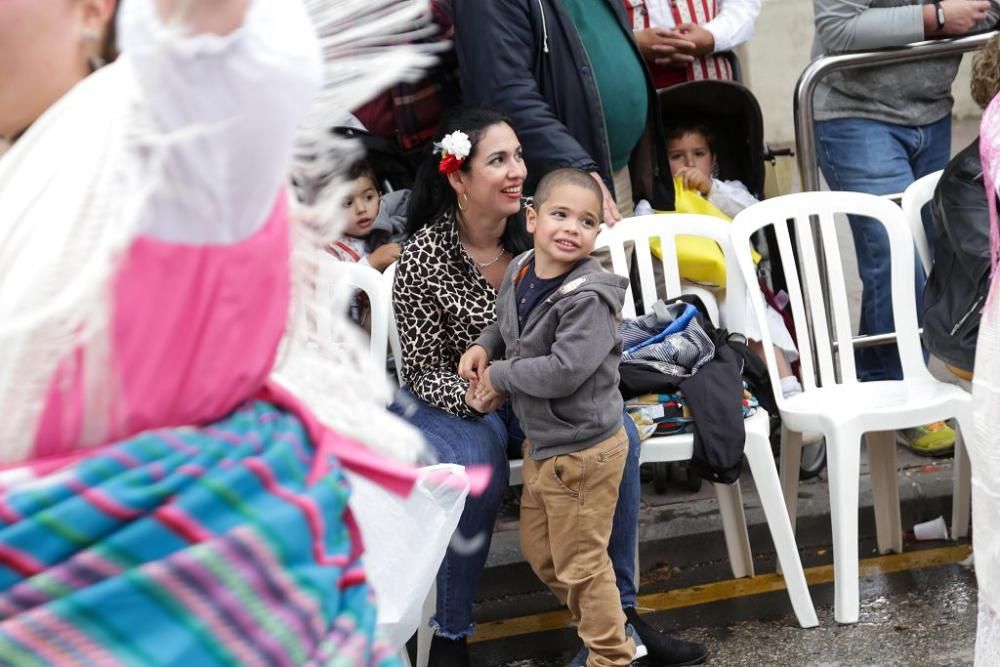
[520,428,633,667]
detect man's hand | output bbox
[634,28,696,67]
[930,0,992,35]
[459,345,489,384]
[590,172,623,226]
[675,166,713,196]
[675,24,716,56]
[367,243,401,272]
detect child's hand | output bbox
[676,166,713,197]
[474,366,505,403]
[459,345,489,384]
[368,243,402,272]
[465,383,505,415]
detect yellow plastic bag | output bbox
[649,176,759,286]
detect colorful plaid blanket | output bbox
[0,401,399,667]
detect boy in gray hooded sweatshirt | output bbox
[459,168,634,667]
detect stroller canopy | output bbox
[658,80,766,200]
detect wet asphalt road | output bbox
[497,561,978,667]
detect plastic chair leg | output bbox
[952,424,972,539]
[779,427,803,530]
[399,648,414,667]
[865,431,903,555]
[416,581,435,667]
[743,434,819,628]
[776,427,803,577]
[826,429,862,624]
[714,481,754,579]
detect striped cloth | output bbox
[0,401,399,667]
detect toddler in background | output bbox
[636,118,805,400]
[661,118,758,218]
[328,161,405,272]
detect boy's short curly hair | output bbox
[971,35,1000,110]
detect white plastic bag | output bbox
[347,464,469,648]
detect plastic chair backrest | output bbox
[383,261,404,381]
[900,170,943,275]
[594,214,747,333]
[730,191,931,403]
[315,255,389,370]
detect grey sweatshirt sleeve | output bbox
[813,0,925,53]
[489,294,617,400]
[473,322,505,360]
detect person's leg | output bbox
[543,431,633,667]
[609,412,640,607]
[816,118,918,381]
[611,414,708,665]
[390,390,510,641]
[519,454,569,603]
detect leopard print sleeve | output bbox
[393,230,480,419]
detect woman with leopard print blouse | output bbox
[390,107,650,667]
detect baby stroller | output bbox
[644,79,825,487]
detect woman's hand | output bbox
[368,243,402,272]
[675,166,713,196]
[459,345,489,384]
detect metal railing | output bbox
[795,30,998,192]
[791,31,997,360]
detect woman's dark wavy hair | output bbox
[405,106,532,254]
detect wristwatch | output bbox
[933,0,946,30]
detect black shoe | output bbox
[624,608,708,666]
[428,635,469,667]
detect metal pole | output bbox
[795,31,998,193]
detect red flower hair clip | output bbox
[434,130,472,175]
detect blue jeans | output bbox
[815,115,950,381]
[391,389,641,638]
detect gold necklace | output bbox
[465,243,506,268]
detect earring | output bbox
[82,28,106,71]
[456,193,468,211]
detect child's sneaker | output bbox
[896,421,956,457]
[563,623,647,666]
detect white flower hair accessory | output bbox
[435,130,472,175]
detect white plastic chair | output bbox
[899,170,943,276]
[730,191,973,624]
[316,255,390,369]
[596,214,817,629]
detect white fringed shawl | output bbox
[0,0,438,466]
